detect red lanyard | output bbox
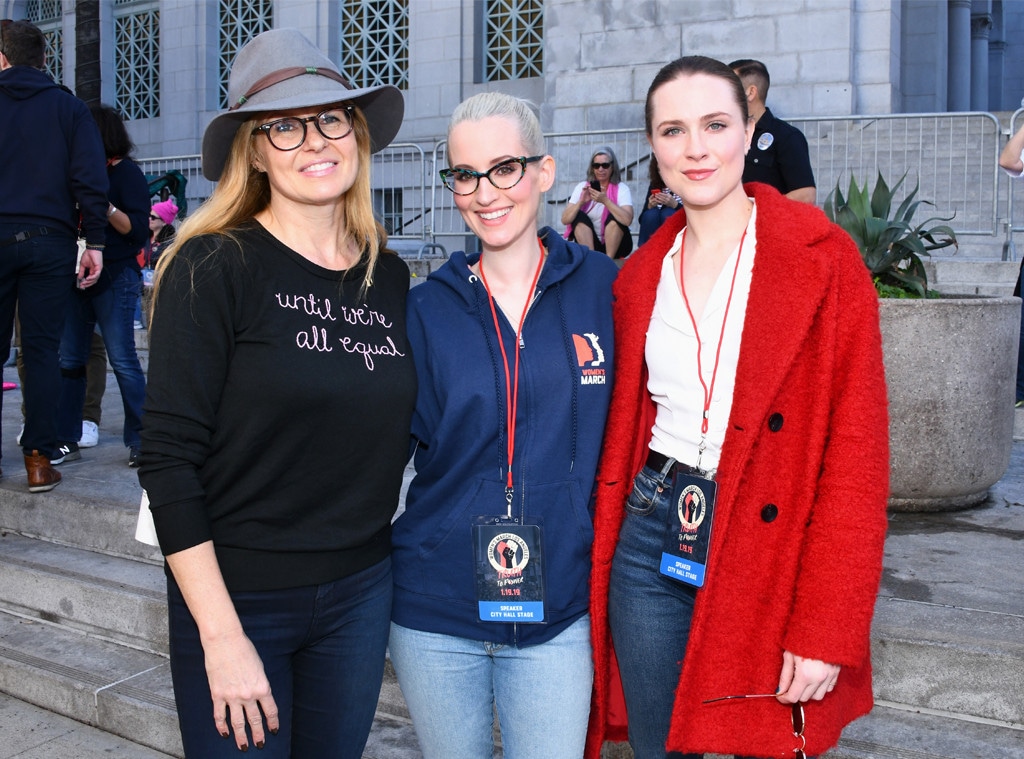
[479,238,545,516]
[678,225,747,465]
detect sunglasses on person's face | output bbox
[149,214,160,221]
[592,161,612,169]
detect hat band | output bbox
[230,66,355,111]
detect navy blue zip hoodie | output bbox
[0,66,108,247]
[392,228,617,646]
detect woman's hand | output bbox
[776,650,840,703]
[204,629,280,751]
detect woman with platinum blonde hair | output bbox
[389,91,618,758]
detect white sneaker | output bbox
[16,424,23,445]
[80,420,99,448]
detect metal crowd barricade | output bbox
[369,142,445,258]
[790,112,1001,239]
[431,129,654,249]
[140,112,1005,260]
[1005,108,1024,261]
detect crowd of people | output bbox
[7,15,1012,759]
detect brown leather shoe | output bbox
[24,450,61,493]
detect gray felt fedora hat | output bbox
[201,28,404,181]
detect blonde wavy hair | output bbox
[149,104,387,323]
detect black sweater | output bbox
[139,224,416,591]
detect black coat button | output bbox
[768,413,784,431]
[761,504,778,522]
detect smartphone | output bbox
[590,179,601,191]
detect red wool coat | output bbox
[585,184,890,759]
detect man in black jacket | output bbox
[0,19,107,492]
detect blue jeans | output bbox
[57,265,145,448]
[608,465,798,759]
[167,558,393,759]
[608,464,701,759]
[0,224,77,460]
[389,615,593,759]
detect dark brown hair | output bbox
[645,56,748,136]
[1,19,45,69]
[729,58,771,102]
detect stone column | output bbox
[947,0,972,111]
[971,13,993,110]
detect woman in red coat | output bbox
[585,56,889,759]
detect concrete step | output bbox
[0,454,159,564]
[0,610,181,757]
[0,690,176,758]
[0,532,167,654]
[827,704,1024,759]
[925,258,1019,296]
[0,606,427,758]
[871,597,1024,725]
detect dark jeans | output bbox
[0,224,77,460]
[608,463,812,759]
[568,210,634,259]
[609,463,701,759]
[638,205,682,247]
[167,557,393,759]
[57,266,145,448]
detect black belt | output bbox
[645,449,705,477]
[0,227,51,248]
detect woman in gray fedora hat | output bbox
[138,28,415,757]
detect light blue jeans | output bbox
[389,615,593,759]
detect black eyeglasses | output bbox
[440,156,543,196]
[702,695,806,759]
[251,106,354,151]
[592,161,612,169]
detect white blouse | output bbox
[645,202,758,474]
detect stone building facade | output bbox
[0,0,1018,160]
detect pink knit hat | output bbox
[151,199,178,225]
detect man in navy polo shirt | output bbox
[731,58,817,204]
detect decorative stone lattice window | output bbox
[340,0,409,90]
[482,0,542,82]
[26,0,62,83]
[218,0,273,108]
[114,1,160,120]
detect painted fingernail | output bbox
[220,730,230,739]
[239,745,248,753]
[269,727,279,735]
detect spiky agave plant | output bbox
[824,172,957,297]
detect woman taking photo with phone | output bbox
[585,56,889,759]
[562,145,634,259]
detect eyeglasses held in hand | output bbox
[440,156,543,195]
[702,694,806,759]
[251,106,354,151]
[592,161,612,169]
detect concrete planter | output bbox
[881,295,1021,511]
